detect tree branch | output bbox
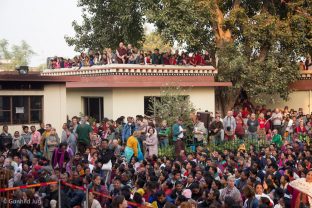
[233,0,241,9]
[212,0,232,46]
[259,42,270,62]
[295,8,312,22]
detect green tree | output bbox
[144,0,312,113]
[143,32,172,52]
[65,0,145,51]
[0,39,35,69]
[0,39,11,59]
[37,63,47,71]
[11,40,35,67]
[148,85,195,133]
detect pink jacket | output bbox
[29,131,41,145]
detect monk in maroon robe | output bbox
[116,42,128,63]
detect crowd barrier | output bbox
[0,180,149,207]
[0,181,57,192]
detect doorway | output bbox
[83,97,103,122]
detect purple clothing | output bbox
[52,148,70,170]
[67,147,74,157]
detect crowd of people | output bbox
[47,43,312,71]
[47,42,213,69]
[299,55,312,71]
[0,102,311,208]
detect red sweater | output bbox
[296,126,307,133]
[258,118,266,129]
[169,58,177,65]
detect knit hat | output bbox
[182,189,192,199]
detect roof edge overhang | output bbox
[290,79,312,91]
[66,81,232,88]
[0,73,80,82]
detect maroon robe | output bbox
[116,47,127,63]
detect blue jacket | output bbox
[122,123,136,143]
[172,123,181,142]
[149,195,174,208]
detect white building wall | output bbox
[66,88,113,119]
[112,87,215,119]
[44,84,67,134]
[188,87,215,113]
[264,90,311,114]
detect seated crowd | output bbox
[47,42,213,69]
[0,103,311,208]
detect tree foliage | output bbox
[65,0,145,51]
[143,0,214,51]
[11,40,35,67]
[0,39,35,69]
[67,0,312,113]
[144,0,312,112]
[0,39,11,60]
[142,32,172,52]
[148,85,195,128]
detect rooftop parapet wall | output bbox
[41,64,217,77]
[300,70,312,79]
[288,71,312,91]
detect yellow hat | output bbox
[238,143,246,152]
[137,188,145,196]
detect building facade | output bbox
[0,65,231,134]
[265,70,312,113]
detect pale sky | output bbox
[0,0,82,66]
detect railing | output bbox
[0,180,148,208]
[300,70,312,79]
[41,64,217,76]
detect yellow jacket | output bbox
[126,136,138,157]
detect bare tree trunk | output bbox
[215,88,240,116]
[207,0,240,115]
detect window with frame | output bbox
[0,96,43,125]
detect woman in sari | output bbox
[125,131,143,163]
